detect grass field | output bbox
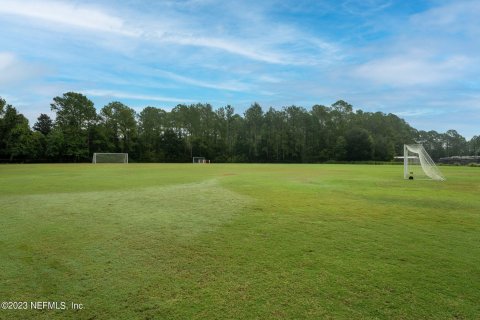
[1,163,479,319]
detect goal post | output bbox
[192,157,204,164]
[92,153,128,164]
[192,157,210,164]
[404,144,444,180]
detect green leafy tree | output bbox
[51,92,97,161]
[330,100,353,135]
[244,103,264,161]
[29,131,46,160]
[263,107,286,162]
[310,104,331,161]
[137,106,166,161]
[372,135,395,161]
[443,129,467,156]
[214,106,232,162]
[195,103,217,160]
[0,97,15,159]
[2,106,32,161]
[284,106,310,162]
[2,94,473,164]
[169,104,198,158]
[334,136,347,161]
[230,114,247,162]
[100,101,137,153]
[469,135,480,156]
[51,92,97,131]
[0,97,8,158]
[0,97,5,114]
[160,129,187,162]
[224,105,236,159]
[1,98,43,162]
[345,127,373,161]
[45,129,65,161]
[33,113,54,135]
[417,130,446,160]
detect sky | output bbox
[0,0,479,138]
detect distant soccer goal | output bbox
[92,153,128,164]
[192,157,210,164]
[403,144,444,181]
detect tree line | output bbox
[1,92,479,163]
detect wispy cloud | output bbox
[0,0,339,66]
[342,0,392,16]
[353,54,470,86]
[160,34,287,65]
[83,89,195,104]
[351,0,480,87]
[0,0,138,36]
[409,0,480,33]
[0,52,15,72]
[1,0,479,138]
[394,109,445,117]
[0,52,44,86]
[155,69,250,92]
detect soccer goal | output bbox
[403,144,444,180]
[92,153,128,164]
[192,157,210,164]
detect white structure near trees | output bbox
[403,144,444,180]
[192,157,210,164]
[92,153,128,164]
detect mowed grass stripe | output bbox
[1,176,252,319]
[0,164,479,319]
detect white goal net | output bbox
[92,153,128,164]
[193,157,210,164]
[404,144,444,181]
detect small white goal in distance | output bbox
[403,144,444,180]
[92,153,128,164]
[192,157,210,164]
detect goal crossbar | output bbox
[192,157,210,164]
[403,144,444,181]
[92,153,128,164]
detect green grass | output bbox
[0,164,479,319]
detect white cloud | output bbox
[83,89,195,104]
[347,0,480,89]
[0,0,139,36]
[394,109,444,117]
[257,75,282,84]
[155,69,250,92]
[1,0,479,138]
[410,0,480,34]
[353,54,470,87]
[0,52,15,69]
[0,0,339,66]
[0,52,44,86]
[161,34,286,65]
[342,0,392,16]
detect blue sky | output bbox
[0,0,479,138]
